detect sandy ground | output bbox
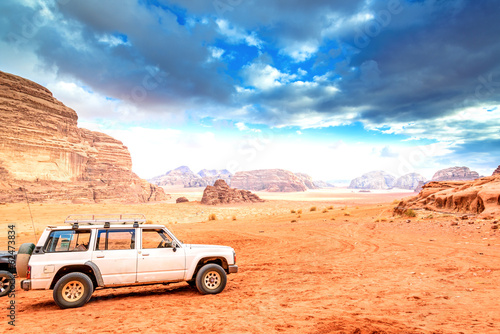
[0,190,499,333]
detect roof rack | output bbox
[64,214,147,228]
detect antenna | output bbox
[21,187,38,242]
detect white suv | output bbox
[20,214,238,308]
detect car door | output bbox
[91,228,138,285]
[136,228,186,283]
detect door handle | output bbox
[96,255,105,258]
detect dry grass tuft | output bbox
[310,206,317,212]
[209,213,217,221]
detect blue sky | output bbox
[1,0,499,181]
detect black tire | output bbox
[0,271,15,297]
[16,243,35,278]
[195,264,227,295]
[53,272,93,309]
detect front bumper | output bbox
[228,265,238,274]
[21,279,31,291]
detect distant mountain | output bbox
[312,180,335,188]
[432,166,480,181]
[394,173,426,190]
[231,169,308,192]
[348,171,396,190]
[294,173,319,189]
[149,166,232,188]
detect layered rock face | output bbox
[150,166,232,188]
[394,175,500,218]
[231,169,307,192]
[394,173,427,191]
[0,71,167,203]
[493,165,500,176]
[432,166,480,181]
[295,173,319,189]
[201,179,264,205]
[348,171,396,190]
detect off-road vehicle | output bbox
[19,214,238,308]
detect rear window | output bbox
[44,230,91,253]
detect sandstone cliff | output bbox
[493,165,500,176]
[432,166,480,182]
[394,175,500,218]
[348,171,396,190]
[230,169,307,192]
[0,71,168,203]
[201,179,264,205]
[295,173,319,189]
[394,173,426,191]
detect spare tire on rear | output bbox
[16,243,35,278]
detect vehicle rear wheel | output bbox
[53,272,93,309]
[195,264,227,295]
[16,243,35,278]
[0,271,15,297]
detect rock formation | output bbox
[394,173,426,191]
[348,171,396,190]
[230,169,307,192]
[313,180,335,188]
[176,197,189,203]
[149,166,232,188]
[493,165,500,176]
[432,166,480,182]
[295,173,319,189]
[0,70,168,203]
[394,175,500,218]
[201,179,264,205]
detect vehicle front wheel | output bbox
[195,264,227,295]
[0,271,15,297]
[53,272,93,309]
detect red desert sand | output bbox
[0,190,499,334]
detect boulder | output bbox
[432,166,480,181]
[201,179,264,205]
[176,197,189,203]
[0,70,168,203]
[394,175,500,218]
[348,171,396,190]
[394,173,427,191]
[231,169,307,192]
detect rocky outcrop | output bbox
[432,166,480,182]
[313,180,335,188]
[150,166,232,188]
[176,197,189,203]
[231,169,307,192]
[348,171,396,190]
[394,175,500,218]
[394,173,426,191]
[201,179,264,205]
[295,173,319,189]
[0,71,168,203]
[493,165,500,176]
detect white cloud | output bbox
[216,19,263,48]
[235,122,249,131]
[241,63,296,90]
[279,39,319,62]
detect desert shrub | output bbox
[291,209,296,213]
[344,212,351,216]
[322,209,328,213]
[404,209,416,218]
[341,206,347,210]
[209,213,217,221]
[327,205,334,210]
[297,209,303,214]
[381,218,387,222]
[291,219,297,223]
[310,206,317,212]
[297,215,301,218]
[232,215,237,221]
[330,217,336,221]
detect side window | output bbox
[96,229,135,250]
[142,229,174,249]
[44,230,91,252]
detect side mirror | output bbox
[171,241,177,252]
